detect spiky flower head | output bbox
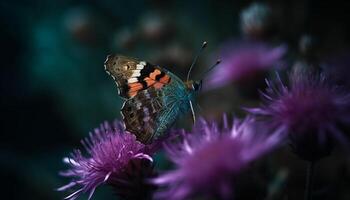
[205,41,286,90]
[248,71,350,161]
[57,120,156,200]
[152,115,282,200]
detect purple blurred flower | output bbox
[205,41,286,90]
[152,116,282,200]
[57,120,156,200]
[248,71,350,161]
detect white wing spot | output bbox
[128,78,138,83]
[136,64,144,70]
[131,70,141,77]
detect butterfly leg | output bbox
[189,100,196,124]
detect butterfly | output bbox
[104,42,220,144]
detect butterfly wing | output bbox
[121,78,189,144]
[104,55,171,98]
[105,54,183,143]
[121,87,164,143]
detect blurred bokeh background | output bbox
[1,0,350,199]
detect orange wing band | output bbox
[150,69,161,80]
[128,82,144,97]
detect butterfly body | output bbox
[105,55,199,143]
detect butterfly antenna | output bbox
[186,41,208,81]
[198,59,221,80]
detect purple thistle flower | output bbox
[152,116,282,200]
[248,71,350,161]
[57,120,156,200]
[205,41,286,90]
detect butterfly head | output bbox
[185,80,202,92]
